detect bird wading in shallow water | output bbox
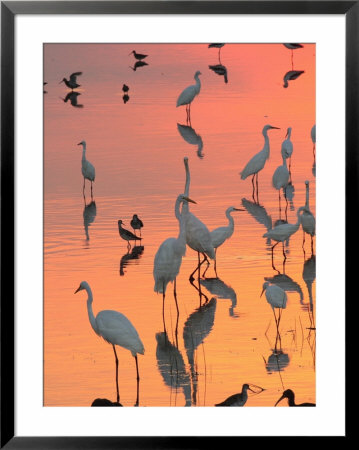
[215,384,255,406]
[129,50,148,61]
[176,71,202,125]
[130,214,143,237]
[74,281,144,406]
[275,389,315,406]
[118,220,141,249]
[77,141,95,198]
[300,181,315,254]
[60,72,82,90]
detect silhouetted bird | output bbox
[129,61,148,71]
[275,389,315,406]
[130,214,143,236]
[215,384,254,406]
[123,94,130,104]
[129,50,148,61]
[60,72,82,90]
[61,91,83,108]
[122,84,129,93]
[283,70,305,88]
[118,220,141,246]
[91,398,122,407]
[283,43,303,50]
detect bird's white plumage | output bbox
[272,156,289,190]
[210,206,240,248]
[281,127,293,159]
[78,141,95,182]
[176,71,201,107]
[300,181,315,236]
[263,207,305,242]
[262,282,287,310]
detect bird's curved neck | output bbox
[282,155,288,167]
[183,160,190,214]
[295,208,304,227]
[288,394,296,406]
[194,74,201,91]
[262,130,270,156]
[226,210,235,230]
[81,144,87,160]
[305,184,310,209]
[85,285,98,334]
[287,129,292,139]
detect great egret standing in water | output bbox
[240,125,280,201]
[153,194,196,328]
[74,281,144,406]
[261,281,287,332]
[77,141,95,197]
[300,181,315,253]
[176,71,202,125]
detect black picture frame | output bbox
[1,1,350,447]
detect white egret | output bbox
[261,281,287,330]
[153,195,196,328]
[300,180,315,253]
[118,220,141,248]
[74,281,144,405]
[281,127,293,170]
[240,125,280,201]
[60,72,82,90]
[263,206,306,245]
[275,389,315,407]
[130,214,143,237]
[311,124,316,157]
[182,157,216,280]
[77,141,95,197]
[129,50,148,61]
[215,384,255,407]
[206,206,244,277]
[176,71,202,125]
[283,70,304,88]
[272,154,290,211]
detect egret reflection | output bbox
[200,277,238,317]
[83,200,96,241]
[265,349,290,373]
[177,123,204,159]
[302,255,316,316]
[155,332,191,406]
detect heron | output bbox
[272,154,290,213]
[153,194,196,330]
[74,281,144,406]
[240,125,280,201]
[60,72,82,90]
[215,384,255,406]
[281,127,293,172]
[182,157,216,281]
[283,70,305,88]
[77,141,95,197]
[261,281,287,335]
[176,71,202,125]
[129,50,148,61]
[130,214,143,237]
[118,220,141,248]
[275,389,315,406]
[311,124,316,157]
[300,181,315,254]
[205,206,244,277]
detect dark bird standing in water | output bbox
[118,220,141,247]
[60,72,82,90]
[130,214,143,236]
[215,384,255,406]
[129,50,148,61]
[275,389,315,406]
[122,84,129,93]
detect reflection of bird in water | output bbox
[240,125,280,202]
[153,195,196,329]
[129,50,148,61]
[300,181,315,253]
[74,281,144,406]
[176,71,202,125]
[77,141,95,197]
[311,124,316,157]
[207,206,244,277]
[281,127,293,171]
[61,91,83,108]
[272,154,290,211]
[118,220,141,248]
[284,182,295,211]
[43,82,48,93]
[208,64,228,83]
[241,197,272,244]
[60,72,82,90]
[122,84,129,93]
[155,332,191,406]
[130,214,143,237]
[83,200,96,241]
[177,123,204,159]
[182,157,215,280]
[215,384,254,406]
[302,255,316,312]
[208,43,225,62]
[275,389,315,406]
[283,70,305,88]
[122,94,130,104]
[283,43,303,50]
[264,274,303,304]
[265,349,290,373]
[183,298,217,406]
[119,245,144,276]
[91,398,122,407]
[261,282,287,330]
[129,61,148,71]
[200,277,238,317]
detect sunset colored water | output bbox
[44,43,315,407]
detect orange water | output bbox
[44,43,315,407]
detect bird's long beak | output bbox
[260,288,265,298]
[233,208,245,211]
[74,286,81,294]
[77,142,82,145]
[285,130,289,138]
[248,387,255,393]
[274,394,285,406]
[183,196,196,204]
[270,126,280,130]
[128,52,133,56]
[59,80,63,84]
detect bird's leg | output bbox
[173,279,179,348]
[302,231,306,249]
[134,355,140,407]
[189,253,200,282]
[83,177,85,195]
[278,190,282,217]
[311,236,314,256]
[91,181,93,199]
[291,50,294,70]
[271,242,280,273]
[202,254,211,278]
[251,175,256,202]
[214,248,218,278]
[313,144,316,159]
[162,284,166,334]
[112,345,120,404]
[256,173,259,203]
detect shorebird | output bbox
[129,50,148,61]
[118,220,141,247]
[275,389,315,406]
[215,384,255,406]
[130,214,143,236]
[60,72,82,90]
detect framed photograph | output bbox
[1,1,350,447]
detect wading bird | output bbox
[182,157,215,281]
[176,71,202,125]
[240,125,280,201]
[300,181,315,253]
[261,281,287,330]
[215,384,255,406]
[281,127,293,170]
[129,50,148,61]
[272,154,290,211]
[60,72,82,90]
[122,84,129,93]
[130,214,143,237]
[118,220,141,248]
[153,194,196,328]
[77,141,95,197]
[206,206,244,277]
[74,281,144,406]
[311,124,316,157]
[275,389,315,406]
